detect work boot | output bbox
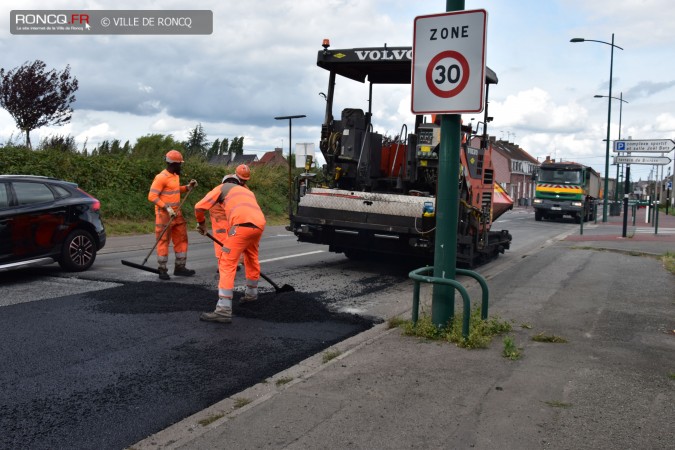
[241,294,257,303]
[174,266,196,277]
[158,268,170,280]
[242,284,258,303]
[199,306,232,323]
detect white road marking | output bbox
[260,250,325,263]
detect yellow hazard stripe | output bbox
[536,186,583,194]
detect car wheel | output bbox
[534,211,543,221]
[58,229,97,272]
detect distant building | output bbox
[208,154,258,167]
[253,148,288,167]
[490,138,540,202]
[209,155,232,166]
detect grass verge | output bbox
[532,332,568,343]
[233,398,252,409]
[502,336,522,360]
[322,349,342,363]
[103,213,288,236]
[387,316,408,329]
[397,307,512,349]
[663,252,675,275]
[198,413,225,426]
[275,376,294,386]
[544,400,572,408]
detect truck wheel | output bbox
[574,215,581,224]
[535,211,543,221]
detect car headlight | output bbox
[533,198,543,204]
[572,202,583,207]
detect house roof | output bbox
[256,148,288,166]
[208,155,232,165]
[492,139,540,165]
[232,154,257,164]
[209,154,258,166]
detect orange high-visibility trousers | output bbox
[209,202,228,259]
[217,225,263,299]
[155,209,188,264]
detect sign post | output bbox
[412,4,486,328]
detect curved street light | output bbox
[571,34,624,222]
[595,93,628,202]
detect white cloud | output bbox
[0,0,673,181]
[491,88,589,133]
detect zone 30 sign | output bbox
[411,9,487,114]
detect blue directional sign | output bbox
[613,139,675,153]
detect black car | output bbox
[0,175,106,272]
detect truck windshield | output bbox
[538,169,582,184]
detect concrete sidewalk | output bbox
[132,210,675,450]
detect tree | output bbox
[207,138,220,160]
[230,136,245,157]
[37,134,77,153]
[184,123,208,159]
[131,134,185,161]
[220,138,229,157]
[0,60,78,148]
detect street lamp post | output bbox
[274,114,307,218]
[571,34,623,222]
[594,92,628,203]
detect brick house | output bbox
[253,148,288,167]
[491,139,540,203]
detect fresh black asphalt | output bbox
[0,281,375,450]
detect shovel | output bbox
[204,231,295,294]
[121,187,194,274]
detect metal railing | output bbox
[408,266,489,339]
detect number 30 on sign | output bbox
[412,9,487,114]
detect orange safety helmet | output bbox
[165,150,184,163]
[235,164,251,181]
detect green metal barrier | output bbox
[409,266,489,339]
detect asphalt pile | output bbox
[91,281,376,328]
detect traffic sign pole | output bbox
[431,0,466,329]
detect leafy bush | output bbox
[0,146,292,225]
[401,307,512,349]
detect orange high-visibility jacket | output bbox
[148,169,188,214]
[195,183,265,229]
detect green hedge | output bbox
[0,146,294,223]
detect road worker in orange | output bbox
[209,164,253,260]
[195,167,265,323]
[148,150,198,280]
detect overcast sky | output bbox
[1,0,674,182]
